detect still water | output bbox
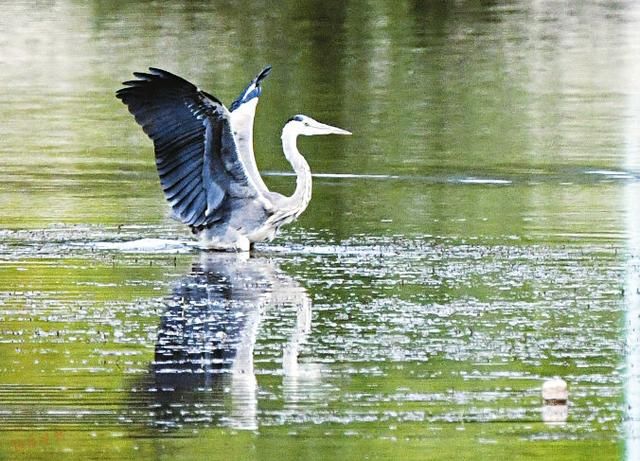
[0,1,639,460]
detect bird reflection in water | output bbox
[133,252,315,431]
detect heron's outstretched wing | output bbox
[116,68,259,228]
[229,65,272,112]
[228,66,273,197]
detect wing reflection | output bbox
[132,252,316,431]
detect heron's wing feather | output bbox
[116,68,259,227]
[228,66,273,197]
[229,65,272,112]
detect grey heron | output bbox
[116,67,351,251]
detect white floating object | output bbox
[542,378,569,423]
[542,377,568,403]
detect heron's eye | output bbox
[304,122,309,126]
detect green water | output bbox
[1,1,639,460]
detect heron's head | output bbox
[287,114,351,137]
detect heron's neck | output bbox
[281,125,312,213]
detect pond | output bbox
[0,1,638,460]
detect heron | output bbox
[116,66,351,252]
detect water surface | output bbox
[0,1,639,460]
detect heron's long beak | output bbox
[317,121,352,136]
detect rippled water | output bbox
[1,1,639,460]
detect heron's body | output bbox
[116,67,350,251]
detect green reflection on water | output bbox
[0,0,637,459]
